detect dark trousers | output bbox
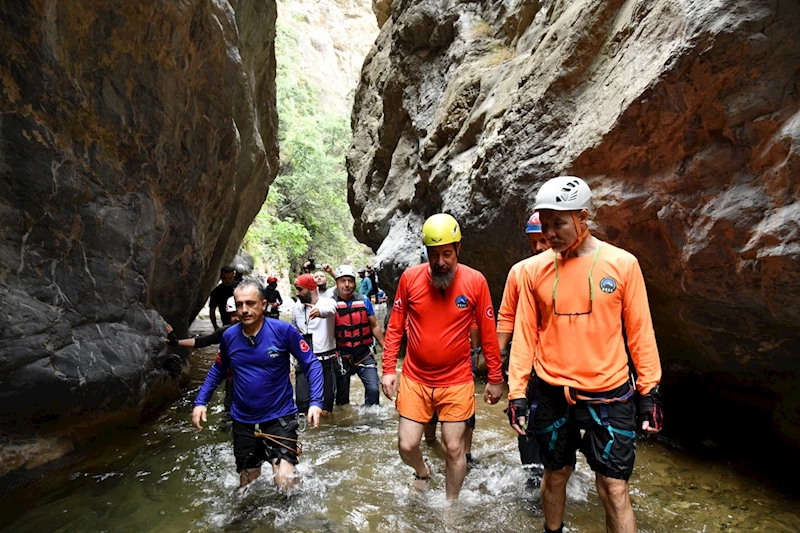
[519,374,543,465]
[295,357,337,413]
[335,348,380,406]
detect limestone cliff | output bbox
[0,0,279,470]
[349,0,800,451]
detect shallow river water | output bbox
[3,331,800,533]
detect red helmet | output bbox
[267,276,278,284]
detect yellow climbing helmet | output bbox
[421,213,462,246]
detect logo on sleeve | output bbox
[599,277,618,294]
[486,306,495,319]
[268,345,281,358]
[299,339,311,352]
[455,295,469,309]
[393,297,403,311]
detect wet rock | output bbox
[0,0,278,453]
[349,0,800,451]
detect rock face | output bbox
[349,0,800,451]
[0,0,279,464]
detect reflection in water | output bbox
[2,342,800,533]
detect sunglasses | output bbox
[552,243,600,317]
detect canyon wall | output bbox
[0,0,279,472]
[349,0,800,450]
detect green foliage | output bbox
[243,19,372,276]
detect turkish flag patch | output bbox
[486,306,494,319]
[299,339,310,352]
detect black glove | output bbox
[637,388,663,432]
[166,331,179,347]
[505,398,527,430]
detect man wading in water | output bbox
[382,213,504,502]
[496,211,550,484]
[192,280,323,489]
[506,176,663,533]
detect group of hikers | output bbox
[176,175,663,533]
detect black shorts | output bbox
[531,378,637,480]
[232,416,300,472]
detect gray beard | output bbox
[430,269,455,290]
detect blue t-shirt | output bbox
[194,319,323,423]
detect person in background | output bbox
[167,296,238,411]
[292,274,338,416]
[358,267,373,298]
[192,280,324,489]
[314,265,336,299]
[233,263,246,285]
[496,211,550,484]
[209,266,236,330]
[506,176,662,533]
[263,276,283,319]
[333,265,385,407]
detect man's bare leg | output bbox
[398,417,429,478]
[239,467,261,487]
[595,473,636,533]
[541,466,573,530]
[440,421,468,501]
[272,459,299,489]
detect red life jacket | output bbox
[334,292,373,349]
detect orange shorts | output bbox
[396,376,475,423]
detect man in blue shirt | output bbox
[192,280,324,489]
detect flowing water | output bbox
[2,325,800,533]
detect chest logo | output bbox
[298,339,310,352]
[455,295,469,309]
[599,277,618,294]
[268,345,281,358]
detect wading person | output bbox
[332,265,385,406]
[168,296,238,410]
[382,213,504,502]
[291,274,338,416]
[192,280,323,489]
[497,212,550,482]
[506,176,663,533]
[263,276,283,319]
[209,266,236,329]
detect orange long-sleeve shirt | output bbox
[508,241,661,399]
[497,257,536,334]
[383,263,503,386]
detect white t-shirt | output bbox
[319,287,335,299]
[291,297,337,353]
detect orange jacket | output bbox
[384,263,503,386]
[508,241,661,399]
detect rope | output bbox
[253,429,303,456]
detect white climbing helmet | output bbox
[335,264,357,279]
[534,176,593,212]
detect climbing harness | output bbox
[535,383,636,461]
